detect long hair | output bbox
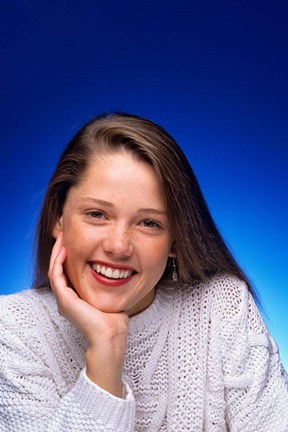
[34,112,254,295]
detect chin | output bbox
[87,299,127,314]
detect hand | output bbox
[48,233,129,397]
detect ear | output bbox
[52,216,63,239]
[168,241,176,258]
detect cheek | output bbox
[62,233,89,274]
[145,241,171,270]
[62,248,88,290]
[62,221,91,254]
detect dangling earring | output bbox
[172,256,178,282]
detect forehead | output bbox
[85,149,154,180]
[65,150,166,207]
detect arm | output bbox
[0,234,136,431]
[217,280,288,432]
[48,233,129,398]
[0,316,135,431]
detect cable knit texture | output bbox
[0,274,287,431]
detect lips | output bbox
[90,262,134,280]
[89,262,136,285]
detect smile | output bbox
[90,263,134,280]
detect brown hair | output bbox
[34,112,253,293]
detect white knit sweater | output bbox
[0,274,287,431]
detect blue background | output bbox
[1,0,287,368]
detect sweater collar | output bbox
[128,282,175,334]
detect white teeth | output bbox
[91,264,133,279]
[113,269,120,278]
[106,268,113,278]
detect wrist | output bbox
[86,346,125,397]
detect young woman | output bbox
[0,113,287,431]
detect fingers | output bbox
[48,235,129,341]
[48,233,65,278]
[48,234,83,322]
[48,233,71,303]
[49,233,67,286]
[47,236,129,388]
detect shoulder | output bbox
[0,287,55,320]
[174,274,250,337]
[200,274,270,351]
[0,288,84,370]
[179,273,249,311]
[201,272,248,299]
[202,273,250,315]
[0,288,59,341]
[179,274,265,334]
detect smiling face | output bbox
[53,150,174,316]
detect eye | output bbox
[86,210,106,220]
[140,219,161,229]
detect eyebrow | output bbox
[137,208,167,216]
[81,197,167,215]
[82,197,113,207]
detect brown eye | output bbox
[140,220,161,229]
[87,211,106,219]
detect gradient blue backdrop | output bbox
[1,0,287,368]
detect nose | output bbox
[102,223,133,258]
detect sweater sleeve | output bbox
[215,279,288,432]
[0,295,135,432]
